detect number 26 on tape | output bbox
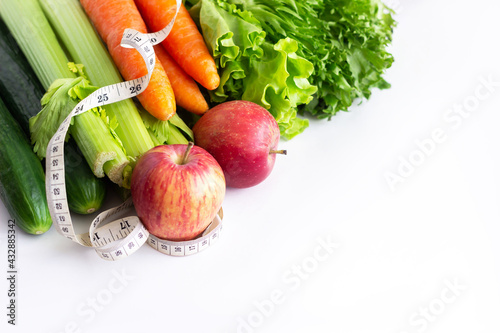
[130,84,142,94]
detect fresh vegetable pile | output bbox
[0,0,395,247]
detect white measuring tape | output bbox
[45,0,222,261]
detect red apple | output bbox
[130,143,225,241]
[192,100,286,188]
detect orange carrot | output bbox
[80,0,176,121]
[135,0,220,91]
[154,44,208,115]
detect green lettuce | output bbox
[226,0,396,119]
[189,0,317,140]
[188,0,395,135]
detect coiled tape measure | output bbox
[45,0,222,261]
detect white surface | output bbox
[2,0,500,332]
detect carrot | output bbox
[135,0,220,91]
[80,0,176,121]
[154,44,208,115]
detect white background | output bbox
[1,0,500,332]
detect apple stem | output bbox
[269,149,287,155]
[181,142,194,164]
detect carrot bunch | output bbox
[80,0,218,118]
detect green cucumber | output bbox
[0,18,106,214]
[0,19,42,135]
[64,140,106,214]
[0,97,52,235]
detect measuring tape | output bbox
[44,0,222,261]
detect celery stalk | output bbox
[137,104,191,145]
[168,113,194,142]
[167,125,190,145]
[71,111,127,180]
[0,0,70,89]
[40,0,155,158]
[0,0,129,185]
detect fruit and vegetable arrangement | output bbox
[0,0,395,255]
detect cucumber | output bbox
[0,18,106,214]
[0,19,42,135]
[0,97,52,234]
[64,140,106,214]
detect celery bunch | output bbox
[0,0,129,184]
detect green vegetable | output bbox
[0,19,44,135]
[187,0,395,137]
[0,18,107,215]
[0,97,52,235]
[139,105,193,146]
[0,0,130,185]
[188,0,316,139]
[64,140,106,214]
[237,0,396,119]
